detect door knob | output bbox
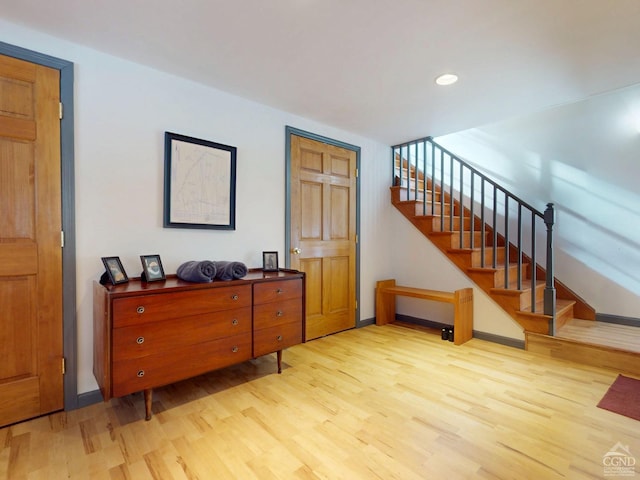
[292,247,301,255]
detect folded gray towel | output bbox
[214,261,248,281]
[176,260,217,283]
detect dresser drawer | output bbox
[253,322,302,357]
[253,279,302,305]
[112,307,251,361]
[253,297,302,330]
[112,285,251,327]
[112,333,251,397]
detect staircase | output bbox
[391,137,640,376]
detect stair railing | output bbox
[392,137,557,333]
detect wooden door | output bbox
[289,134,357,340]
[0,54,63,427]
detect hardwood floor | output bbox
[558,318,640,353]
[1,324,638,479]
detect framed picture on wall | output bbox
[163,131,237,230]
[262,251,279,272]
[140,254,166,282]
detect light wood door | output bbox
[290,134,357,340]
[0,54,63,427]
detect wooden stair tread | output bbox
[518,298,575,317]
[412,213,470,219]
[490,281,546,296]
[447,247,505,254]
[429,230,484,236]
[468,263,521,273]
[413,216,470,222]
[416,217,473,227]
[397,199,452,206]
[526,331,640,377]
[556,319,640,354]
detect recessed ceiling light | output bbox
[435,73,458,86]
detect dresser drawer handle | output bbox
[231,346,239,353]
[231,294,239,301]
[276,288,284,294]
[276,310,283,317]
[136,306,145,314]
[277,335,283,342]
[231,318,239,326]
[136,336,145,344]
[137,370,145,377]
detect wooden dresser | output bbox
[93,269,304,420]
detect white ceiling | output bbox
[2,0,640,144]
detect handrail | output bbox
[396,136,544,216]
[392,137,556,333]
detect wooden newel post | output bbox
[543,203,557,335]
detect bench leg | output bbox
[453,288,474,345]
[376,279,396,325]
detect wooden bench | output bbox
[375,279,473,345]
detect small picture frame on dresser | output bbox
[140,254,166,282]
[101,256,129,285]
[262,251,279,272]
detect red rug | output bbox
[597,375,640,421]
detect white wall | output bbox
[2,18,536,397]
[437,84,640,318]
[1,19,400,394]
[388,213,524,340]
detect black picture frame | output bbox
[140,254,166,282]
[101,256,129,284]
[163,131,237,230]
[262,251,279,272]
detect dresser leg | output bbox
[144,388,153,421]
[277,350,282,374]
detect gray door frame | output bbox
[284,126,362,327]
[0,41,79,410]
